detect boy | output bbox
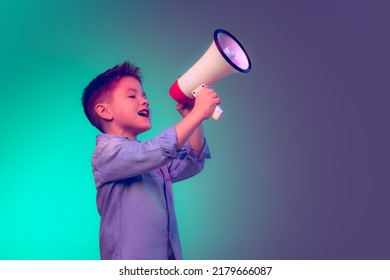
[82,62,220,260]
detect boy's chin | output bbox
[139,123,152,133]
[122,123,151,136]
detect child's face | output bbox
[108,76,151,138]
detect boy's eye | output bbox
[128,96,136,99]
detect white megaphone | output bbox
[169,28,252,120]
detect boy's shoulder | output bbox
[96,133,130,143]
[94,134,131,153]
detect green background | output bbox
[1,0,389,259]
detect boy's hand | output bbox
[191,87,221,120]
[176,87,220,119]
[176,100,195,117]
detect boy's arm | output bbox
[188,125,205,154]
[174,87,219,152]
[165,88,218,183]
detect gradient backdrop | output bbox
[0,0,389,260]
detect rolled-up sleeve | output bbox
[168,139,211,183]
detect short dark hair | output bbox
[82,61,142,132]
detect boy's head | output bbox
[82,62,151,137]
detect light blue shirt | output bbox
[92,126,210,259]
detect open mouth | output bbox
[137,109,150,118]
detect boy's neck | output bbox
[104,126,137,140]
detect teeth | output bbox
[138,110,149,117]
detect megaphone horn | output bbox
[169,28,252,120]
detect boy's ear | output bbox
[95,103,113,121]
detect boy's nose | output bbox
[140,97,149,106]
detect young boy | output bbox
[82,62,220,260]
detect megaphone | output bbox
[169,28,252,120]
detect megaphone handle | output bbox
[212,105,223,120]
[192,84,223,121]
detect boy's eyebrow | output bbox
[126,88,137,94]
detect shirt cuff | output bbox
[160,126,211,160]
[179,139,211,160]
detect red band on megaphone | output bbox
[169,80,193,104]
